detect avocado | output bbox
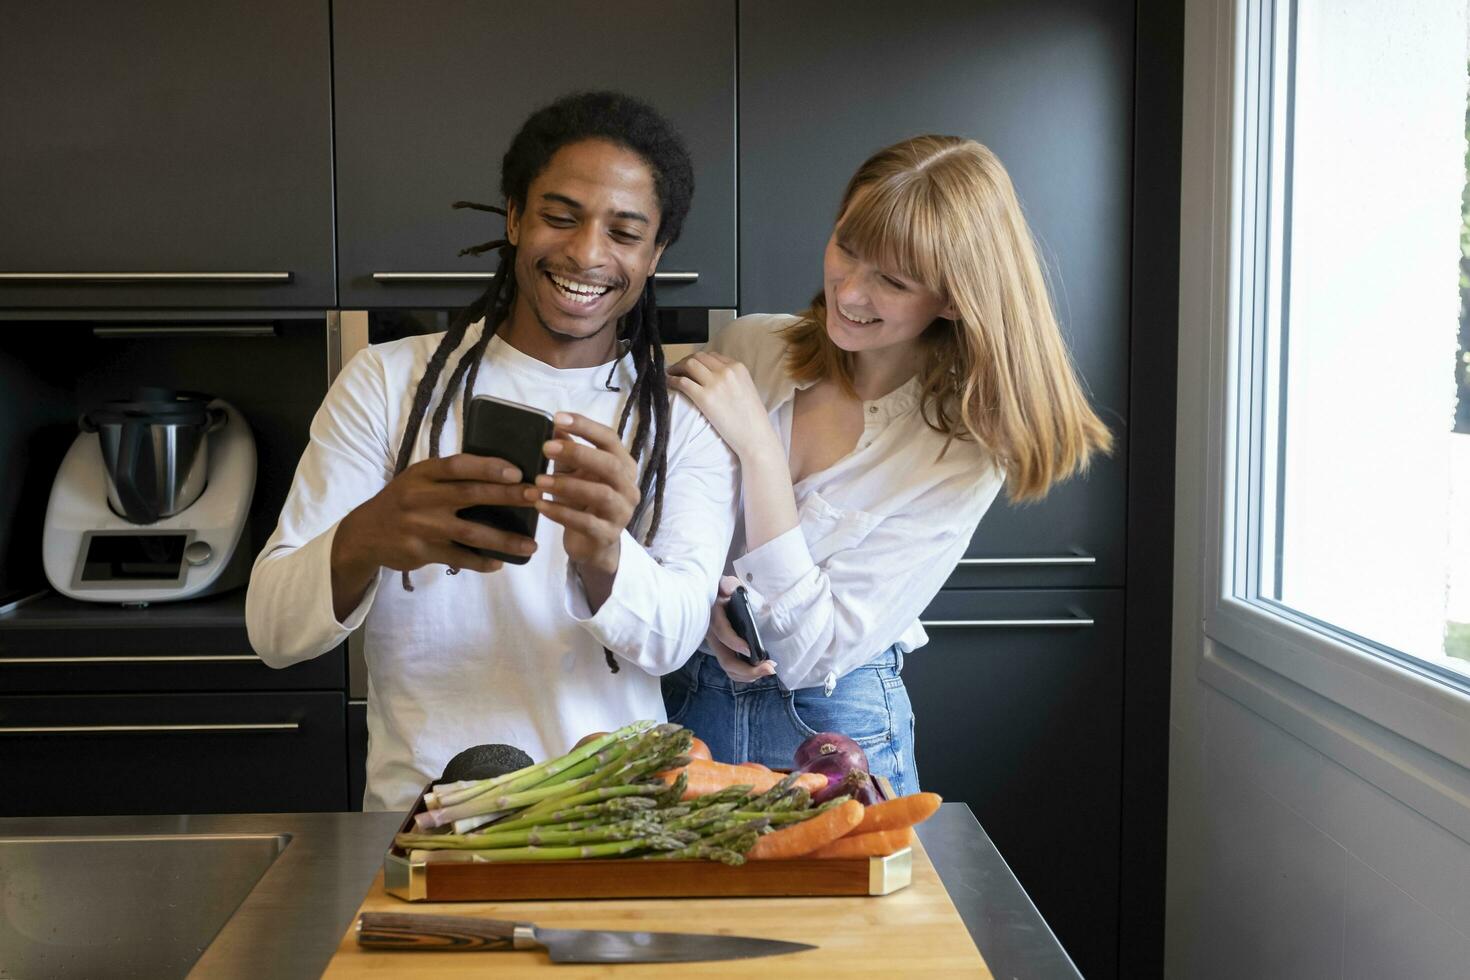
[440,743,535,783]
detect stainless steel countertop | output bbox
[0,810,403,979]
[0,803,1077,979]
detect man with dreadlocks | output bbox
[246,92,737,811]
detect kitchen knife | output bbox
[357,911,816,963]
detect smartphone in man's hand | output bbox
[458,395,554,564]
[726,585,769,666]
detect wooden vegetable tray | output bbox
[384,784,912,902]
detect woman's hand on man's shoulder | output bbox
[667,351,777,462]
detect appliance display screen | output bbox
[80,534,188,582]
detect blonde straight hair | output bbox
[782,135,1113,503]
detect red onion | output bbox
[792,732,869,774]
[796,752,854,786]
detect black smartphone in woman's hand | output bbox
[458,394,554,564]
[726,585,769,666]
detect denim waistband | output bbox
[688,643,904,695]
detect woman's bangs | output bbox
[836,179,946,294]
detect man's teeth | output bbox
[840,305,879,324]
[549,272,612,304]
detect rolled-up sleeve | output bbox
[743,469,1003,692]
[566,412,738,675]
[246,348,392,667]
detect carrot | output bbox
[687,737,713,762]
[658,759,828,800]
[658,763,737,799]
[850,791,943,836]
[808,826,915,859]
[747,800,864,859]
[737,763,826,795]
[659,758,775,798]
[791,772,828,794]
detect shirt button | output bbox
[868,405,878,414]
[745,572,753,583]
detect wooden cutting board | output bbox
[322,836,991,977]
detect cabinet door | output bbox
[348,699,367,812]
[0,692,347,815]
[0,2,335,309]
[906,589,1123,980]
[946,429,1128,590]
[333,0,736,310]
[740,0,1132,587]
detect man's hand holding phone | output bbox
[330,454,536,619]
[529,412,641,607]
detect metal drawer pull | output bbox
[956,555,1096,566]
[372,271,698,283]
[92,326,278,338]
[0,722,300,734]
[920,618,1095,628]
[0,655,260,664]
[0,272,292,283]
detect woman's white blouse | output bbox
[709,314,1005,694]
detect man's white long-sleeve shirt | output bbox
[246,326,737,811]
[709,315,1005,694]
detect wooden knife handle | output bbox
[357,911,531,951]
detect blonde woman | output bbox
[662,136,1112,795]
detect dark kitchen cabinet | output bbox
[945,429,1129,591]
[0,2,335,309]
[332,0,736,310]
[0,324,348,816]
[348,700,367,812]
[738,0,1133,588]
[0,691,347,816]
[0,592,344,695]
[906,588,1124,979]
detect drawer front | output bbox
[905,588,1123,980]
[0,633,344,694]
[945,431,1128,590]
[0,692,347,815]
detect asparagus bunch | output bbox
[396,722,846,865]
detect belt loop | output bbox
[687,652,703,694]
[893,645,904,672]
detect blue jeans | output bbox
[661,646,919,798]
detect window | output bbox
[1226,0,1470,689]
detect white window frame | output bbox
[1197,0,1470,838]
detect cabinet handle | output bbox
[0,272,292,283]
[92,326,278,339]
[0,722,300,734]
[372,271,698,283]
[955,555,1096,566]
[0,655,261,664]
[921,618,1095,628]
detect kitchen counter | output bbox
[0,803,1077,979]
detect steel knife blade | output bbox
[357,911,817,963]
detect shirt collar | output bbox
[484,330,635,391]
[773,371,921,420]
[866,375,921,419]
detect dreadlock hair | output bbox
[389,92,693,671]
